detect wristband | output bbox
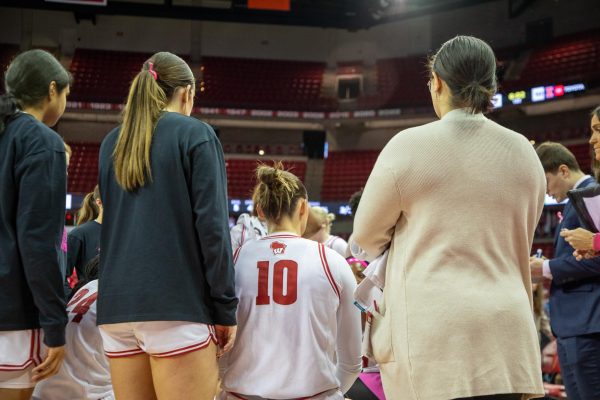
[593,233,600,252]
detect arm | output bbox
[334,256,362,393]
[66,234,83,280]
[352,144,404,260]
[548,254,600,285]
[229,222,244,253]
[15,148,68,347]
[190,132,238,326]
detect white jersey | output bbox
[230,214,268,252]
[33,280,113,400]
[325,235,350,258]
[222,232,362,398]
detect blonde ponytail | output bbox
[77,185,101,225]
[113,53,195,191]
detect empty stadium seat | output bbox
[198,57,330,111]
[67,142,101,194]
[321,150,380,201]
[225,159,307,199]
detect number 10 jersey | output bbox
[221,232,362,398]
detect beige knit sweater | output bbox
[353,109,546,400]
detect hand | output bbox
[573,248,597,261]
[560,228,595,251]
[530,257,544,284]
[32,345,65,382]
[214,325,237,358]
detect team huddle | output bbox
[2,34,555,400]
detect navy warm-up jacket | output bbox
[0,112,68,347]
[97,112,238,326]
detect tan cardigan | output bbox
[353,109,546,400]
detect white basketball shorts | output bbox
[99,321,216,358]
[0,329,46,389]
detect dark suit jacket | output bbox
[549,176,600,338]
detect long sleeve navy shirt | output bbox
[0,112,68,347]
[97,112,237,326]
[66,220,101,280]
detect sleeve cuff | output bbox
[543,259,553,280]
[593,233,600,252]
[42,325,66,347]
[211,300,238,326]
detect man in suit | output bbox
[532,141,600,400]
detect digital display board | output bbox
[494,82,586,109]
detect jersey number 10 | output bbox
[256,260,298,306]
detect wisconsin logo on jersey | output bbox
[270,241,287,255]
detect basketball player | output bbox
[97,52,236,400]
[230,212,268,252]
[0,50,70,399]
[67,185,102,283]
[33,256,114,400]
[310,207,351,258]
[220,163,362,399]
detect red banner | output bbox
[248,0,290,11]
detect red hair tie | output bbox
[148,62,158,81]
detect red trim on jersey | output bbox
[0,330,36,371]
[261,233,300,240]
[151,335,214,358]
[240,224,246,246]
[105,348,145,359]
[233,245,242,264]
[318,243,340,299]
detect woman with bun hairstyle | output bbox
[220,162,361,400]
[352,36,545,400]
[97,52,237,400]
[0,49,71,399]
[66,185,102,283]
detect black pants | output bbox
[453,395,522,400]
[557,333,600,400]
[345,379,379,400]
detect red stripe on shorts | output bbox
[105,347,145,358]
[151,335,214,358]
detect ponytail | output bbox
[252,161,307,223]
[1,49,70,135]
[113,52,195,191]
[77,185,100,225]
[428,35,497,114]
[0,95,18,134]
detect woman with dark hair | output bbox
[0,49,70,399]
[352,36,545,400]
[561,105,600,259]
[97,52,237,400]
[67,185,102,283]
